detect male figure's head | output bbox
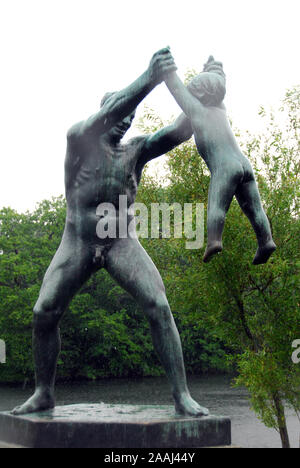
[101,91,136,142]
[187,56,226,107]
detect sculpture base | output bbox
[0,403,231,448]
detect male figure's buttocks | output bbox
[12,48,208,418]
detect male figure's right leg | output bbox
[12,232,94,415]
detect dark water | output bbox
[0,375,299,448]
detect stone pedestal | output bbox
[0,403,231,448]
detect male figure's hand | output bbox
[148,47,177,85]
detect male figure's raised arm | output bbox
[137,112,193,167]
[71,48,177,138]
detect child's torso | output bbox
[192,105,250,174]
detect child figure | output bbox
[165,54,276,264]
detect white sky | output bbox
[0,0,299,212]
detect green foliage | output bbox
[0,197,66,381]
[170,85,299,446]
[0,197,160,383]
[228,87,300,445]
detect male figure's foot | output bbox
[203,242,223,263]
[11,389,55,415]
[253,240,277,265]
[174,392,209,417]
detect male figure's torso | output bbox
[63,128,146,245]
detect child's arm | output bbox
[165,71,201,120]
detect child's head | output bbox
[187,56,226,107]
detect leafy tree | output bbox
[137,84,299,447]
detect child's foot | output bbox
[253,241,277,265]
[203,242,223,263]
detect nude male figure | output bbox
[12,48,208,417]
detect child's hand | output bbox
[203,56,225,77]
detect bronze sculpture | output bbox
[12,48,208,417]
[12,48,276,420]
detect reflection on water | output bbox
[0,374,298,448]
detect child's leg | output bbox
[235,179,276,264]
[204,167,243,263]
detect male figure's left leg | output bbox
[105,237,208,416]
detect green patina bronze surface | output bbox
[165,55,276,264]
[11,48,207,418]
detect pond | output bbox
[0,375,298,448]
